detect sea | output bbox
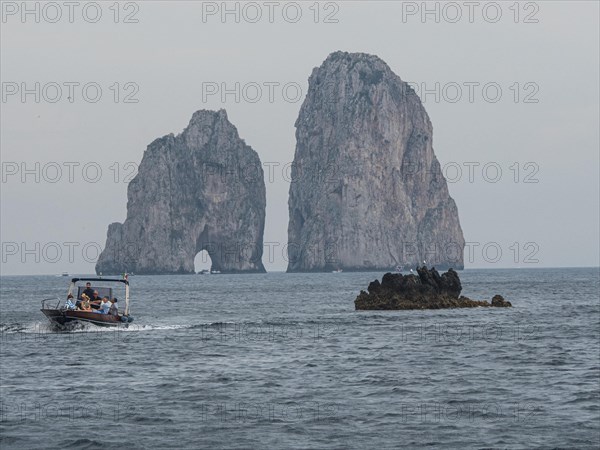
[1,268,599,449]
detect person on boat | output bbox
[79,294,92,311]
[65,294,76,310]
[100,297,112,314]
[82,282,95,300]
[96,297,111,314]
[109,298,119,316]
[90,291,103,309]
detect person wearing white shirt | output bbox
[97,297,111,314]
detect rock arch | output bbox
[194,250,212,273]
[96,110,266,275]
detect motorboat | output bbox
[41,277,133,327]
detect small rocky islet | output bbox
[354,266,512,310]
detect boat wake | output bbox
[0,321,238,335]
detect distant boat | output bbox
[332,269,343,273]
[61,272,69,277]
[197,269,221,274]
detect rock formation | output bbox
[354,267,512,310]
[287,51,465,272]
[96,109,266,275]
[491,295,512,307]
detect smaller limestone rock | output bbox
[95,109,267,275]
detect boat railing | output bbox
[41,297,62,310]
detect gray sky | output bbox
[1,1,599,275]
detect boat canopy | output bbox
[70,277,129,285]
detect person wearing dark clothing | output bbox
[89,291,103,310]
[82,282,95,300]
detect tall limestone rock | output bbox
[287,51,465,272]
[96,109,266,274]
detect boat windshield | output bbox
[76,285,113,300]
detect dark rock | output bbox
[367,279,381,294]
[440,268,462,298]
[491,295,512,307]
[355,267,510,310]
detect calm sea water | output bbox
[1,268,599,449]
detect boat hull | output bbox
[41,309,124,327]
